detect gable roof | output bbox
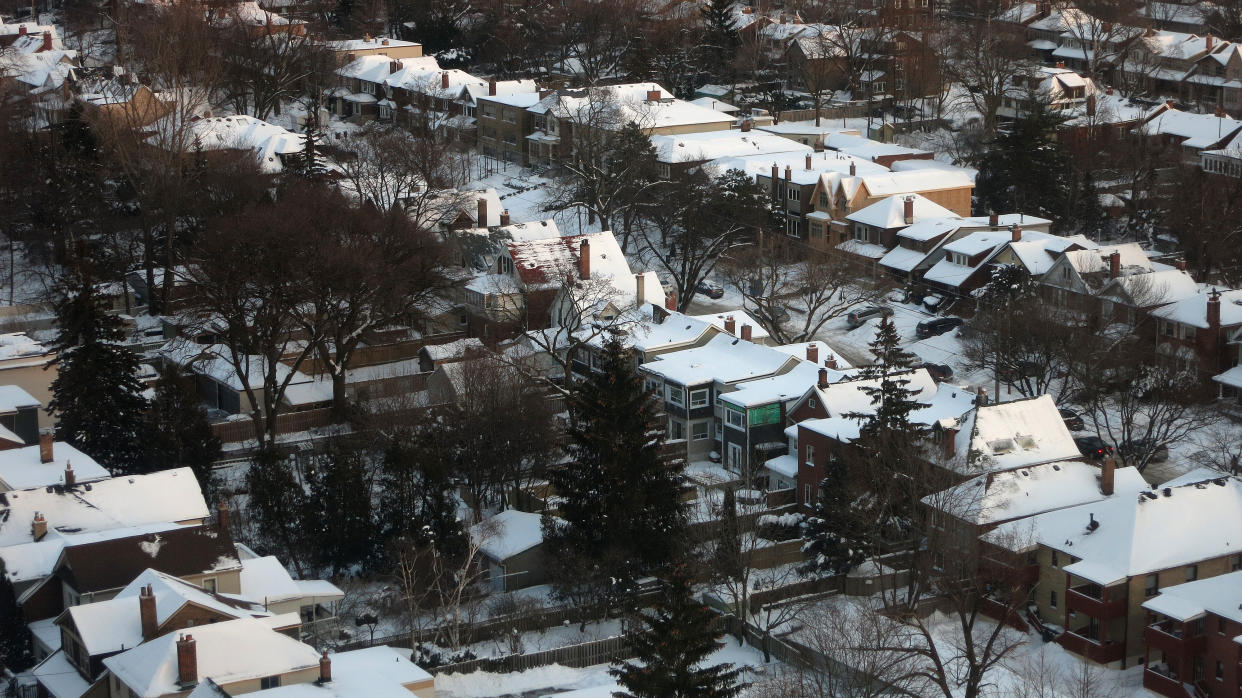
[963,395,1082,474]
[57,524,240,594]
[1141,104,1242,149]
[845,193,958,229]
[1151,287,1242,329]
[1098,268,1200,307]
[471,509,545,561]
[797,370,976,445]
[640,333,800,386]
[1144,570,1242,624]
[0,441,110,492]
[651,130,809,164]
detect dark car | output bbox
[915,317,964,339]
[846,306,894,329]
[695,279,724,300]
[925,362,954,382]
[1118,438,1170,463]
[922,293,947,312]
[1074,435,1115,460]
[1059,408,1085,432]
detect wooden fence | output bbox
[210,407,335,444]
[776,104,869,123]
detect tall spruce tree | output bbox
[0,559,34,673]
[143,364,221,496]
[302,441,375,576]
[700,0,738,82]
[47,268,148,474]
[542,335,687,611]
[975,98,1072,228]
[800,454,869,575]
[246,448,309,575]
[610,565,747,698]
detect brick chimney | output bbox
[646,89,661,101]
[784,164,792,181]
[382,38,389,45]
[942,425,959,462]
[140,584,158,641]
[1208,287,1222,328]
[1207,34,1214,51]
[1108,250,1121,278]
[318,651,332,683]
[177,635,197,686]
[903,195,915,224]
[741,120,751,132]
[488,78,497,96]
[806,343,818,363]
[389,60,402,74]
[1011,225,1022,243]
[770,163,779,202]
[218,499,230,531]
[1100,457,1116,496]
[39,432,53,464]
[849,161,856,176]
[635,274,645,307]
[825,355,837,369]
[1086,93,1096,117]
[441,71,449,89]
[63,462,74,488]
[665,291,677,311]
[579,239,591,280]
[741,324,753,341]
[17,25,26,35]
[1177,259,1187,271]
[1056,60,1066,69]
[499,209,510,226]
[989,210,998,227]
[724,315,736,334]
[477,197,488,227]
[805,153,813,170]
[818,367,829,388]
[31,512,46,541]
[41,31,52,52]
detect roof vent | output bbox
[1162,487,1172,497]
[1086,513,1099,532]
[1052,464,1061,471]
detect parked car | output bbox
[1074,435,1114,460]
[1059,408,1085,432]
[922,293,947,312]
[695,279,724,300]
[915,317,964,339]
[1118,438,1170,463]
[924,362,954,381]
[846,306,894,329]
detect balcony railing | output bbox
[1143,665,1187,698]
[979,556,1039,586]
[1145,622,1206,660]
[1066,584,1127,619]
[1057,629,1126,664]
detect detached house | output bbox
[1139,103,1242,165]
[1152,287,1242,382]
[1142,570,1242,697]
[878,213,1057,284]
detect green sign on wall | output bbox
[748,404,780,426]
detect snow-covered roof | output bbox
[855,169,975,198]
[461,79,538,105]
[756,122,860,137]
[924,461,1147,526]
[0,385,38,412]
[687,97,739,113]
[1144,570,1242,624]
[1151,287,1242,329]
[825,133,931,160]
[239,555,343,605]
[965,395,1082,474]
[799,370,974,444]
[992,475,1242,586]
[0,441,110,492]
[471,509,545,560]
[177,116,305,173]
[764,454,798,479]
[845,193,958,229]
[1064,242,1154,284]
[0,332,50,362]
[159,343,332,407]
[1098,268,1200,307]
[103,617,321,698]
[650,130,810,164]
[890,158,978,181]
[1141,105,1242,149]
[689,310,771,341]
[640,333,798,387]
[327,36,421,52]
[1,522,186,586]
[31,649,90,698]
[770,341,853,369]
[719,360,846,409]
[0,48,75,90]
[591,309,715,353]
[246,646,432,697]
[538,83,733,130]
[0,467,208,549]
[421,337,485,362]
[710,149,887,186]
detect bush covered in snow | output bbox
[756,512,805,541]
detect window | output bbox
[1186,564,1199,582]
[786,218,802,238]
[1146,574,1159,597]
[1233,554,1242,571]
[804,443,815,466]
[670,419,684,440]
[715,421,722,439]
[810,222,822,238]
[1050,590,1058,608]
[689,389,710,408]
[788,187,800,201]
[645,378,661,395]
[819,192,830,207]
[725,409,746,429]
[668,385,684,406]
[804,483,814,505]
[361,81,377,95]
[201,578,216,593]
[260,676,282,689]
[853,223,871,243]
[692,421,709,440]
[1051,551,1059,568]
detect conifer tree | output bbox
[143,364,221,496]
[246,448,309,574]
[0,559,34,673]
[801,454,869,575]
[1073,169,1108,236]
[700,0,738,82]
[302,441,375,576]
[543,335,687,610]
[975,98,1072,228]
[47,268,148,474]
[611,565,747,698]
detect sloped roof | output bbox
[965,395,1082,474]
[1151,287,1242,329]
[651,130,809,164]
[1144,570,1242,624]
[845,193,958,229]
[0,442,110,492]
[58,524,240,594]
[640,333,798,386]
[798,370,975,445]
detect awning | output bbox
[1213,365,1242,389]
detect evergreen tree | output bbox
[610,565,747,698]
[543,335,687,610]
[712,485,742,585]
[700,0,739,82]
[975,98,1073,228]
[47,269,148,474]
[245,448,309,574]
[1073,170,1108,237]
[143,364,221,496]
[800,454,869,575]
[849,316,923,434]
[302,441,375,576]
[0,560,34,673]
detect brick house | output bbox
[1151,287,1242,383]
[1142,570,1242,696]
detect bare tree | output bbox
[941,17,1031,136]
[1053,1,1144,80]
[219,22,335,123]
[559,0,647,85]
[336,124,471,215]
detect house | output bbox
[175,116,305,174]
[1120,31,1223,105]
[919,226,1092,297]
[326,35,423,62]
[651,129,811,178]
[812,169,976,255]
[824,133,935,168]
[989,473,1242,668]
[471,509,549,592]
[1095,266,1200,328]
[76,80,174,131]
[1141,570,1242,697]
[756,122,862,151]
[235,547,344,633]
[1041,243,1166,317]
[640,333,804,464]
[158,343,333,418]
[476,91,544,164]
[0,332,56,429]
[0,434,110,491]
[1138,103,1242,164]
[238,645,436,698]
[877,212,1057,284]
[1152,287,1242,381]
[0,384,40,447]
[842,194,959,265]
[416,337,485,373]
[997,65,1098,121]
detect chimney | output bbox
[218,499,230,531]
[805,153,813,170]
[770,163,779,202]
[978,388,989,406]
[579,239,591,280]
[818,367,829,388]
[177,635,197,686]
[499,209,510,226]
[903,196,915,224]
[319,651,332,683]
[39,432,53,464]
[988,210,998,227]
[1056,61,1066,69]
[364,33,371,42]
[665,291,677,311]
[1086,93,1096,117]
[441,71,449,89]
[477,197,488,226]
[382,38,389,45]
[1208,287,1222,328]
[140,584,158,641]
[646,89,661,102]
[780,11,787,23]
[741,120,752,132]
[1011,225,1022,243]
[635,274,645,307]
[31,512,46,541]
[41,31,52,52]
[784,164,792,181]
[63,462,74,488]
[1100,457,1116,496]
[488,78,497,96]
[1106,87,1114,95]
[1177,259,1187,271]
[1108,250,1121,278]
[849,161,856,176]
[1207,35,1214,51]
[18,25,26,35]
[389,60,402,74]
[741,324,753,341]
[825,355,838,369]
[806,343,819,363]
[942,425,959,462]
[724,315,736,334]
[539,89,553,100]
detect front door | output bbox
[727,443,743,472]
